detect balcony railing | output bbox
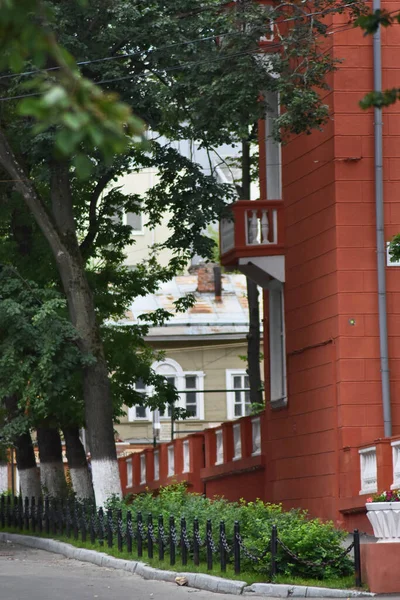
[220,199,284,267]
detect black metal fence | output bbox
[0,495,361,586]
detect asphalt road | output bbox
[0,540,259,600]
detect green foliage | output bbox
[107,484,353,580]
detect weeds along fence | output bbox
[0,495,362,585]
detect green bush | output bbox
[106,483,353,580]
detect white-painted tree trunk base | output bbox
[91,459,122,508]
[19,467,41,499]
[40,463,67,497]
[0,462,8,494]
[69,467,94,500]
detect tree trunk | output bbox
[63,427,94,500]
[37,427,68,498]
[241,139,263,405]
[0,132,122,507]
[3,396,41,498]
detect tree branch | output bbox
[79,170,116,259]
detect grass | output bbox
[0,525,367,591]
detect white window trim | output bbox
[154,450,160,481]
[152,359,205,421]
[168,445,175,477]
[128,404,152,422]
[140,454,146,484]
[126,458,133,488]
[123,210,144,235]
[265,90,282,200]
[268,280,287,408]
[226,369,251,420]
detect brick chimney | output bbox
[196,263,222,300]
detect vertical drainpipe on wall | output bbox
[373,0,392,437]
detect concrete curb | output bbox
[0,532,374,597]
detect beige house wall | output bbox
[116,339,263,444]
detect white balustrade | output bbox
[140,454,146,484]
[233,423,242,460]
[391,441,400,489]
[220,218,235,254]
[168,445,175,477]
[183,440,190,473]
[154,451,160,481]
[246,208,278,246]
[252,417,262,456]
[215,430,224,465]
[359,446,377,495]
[126,458,133,488]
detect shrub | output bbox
[106,484,352,580]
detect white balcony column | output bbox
[233,423,242,460]
[359,446,378,495]
[154,451,160,481]
[215,430,224,465]
[140,454,146,485]
[183,440,190,473]
[168,445,175,477]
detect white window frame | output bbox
[152,358,205,421]
[154,451,160,481]
[268,280,287,408]
[126,458,133,488]
[252,417,262,456]
[233,423,242,461]
[123,210,144,235]
[215,430,224,465]
[140,454,146,484]
[127,378,151,422]
[182,440,190,473]
[265,90,282,200]
[168,445,175,477]
[226,370,252,420]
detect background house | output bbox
[116,265,263,445]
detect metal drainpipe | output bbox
[373,0,392,437]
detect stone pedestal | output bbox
[361,542,400,593]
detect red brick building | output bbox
[120,2,400,534]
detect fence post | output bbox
[6,495,11,528]
[81,508,87,543]
[193,517,200,566]
[353,529,362,587]
[148,513,154,559]
[206,519,213,571]
[270,524,278,579]
[181,517,188,566]
[18,496,23,530]
[37,497,43,533]
[220,520,227,572]
[73,501,79,540]
[24,497,29,530]
[52,499,58,535]
[158,515,164,561]
[117,509,123,552]
[98,507,104,547]
[137,512,143,557]
[0,494,4,528]
[31,497,36,533]
[126,511,133,554]
[45,496,50,534]
[107,509,113,548]
[90,507,96,545]
[233,521,240,575]
[169,515,176,566]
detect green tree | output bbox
[0,0,365,503]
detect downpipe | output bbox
[373,0,392,437]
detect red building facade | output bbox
[121,2,400,534]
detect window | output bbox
[152,359,205,421]
[140,454,146,484]
[233,423,242,460]
[252,418,261,456]
[124,211,143,234]
[154,451,160,481]
[269,280,287,407]
[128,377,150,421]
[126,459,133,488]
[168,445,175,476]
[265,91,282,200]
[226,371,252,420]
[215,430,224,465]
[182,440,190,473]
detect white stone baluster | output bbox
[261,209,269,244]
[248,210,259,245]
[359,446,377,495]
